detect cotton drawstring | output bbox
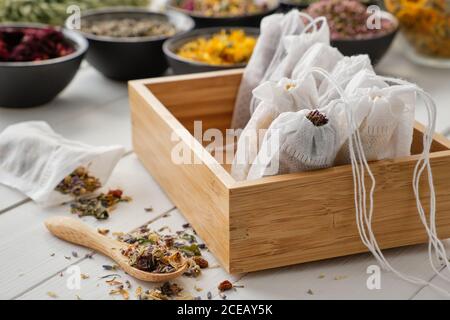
[309,67,450,297]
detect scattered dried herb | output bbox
[56,167,101,197]
[192,256,209,269]
[207,291,212,300]
[50,253,55,257]
[182,223,191,229]
[144,207,153,212]
[102,264,119,271]
[218,280,233,292]
[81,273,89,280]
[318,274,325,279]
[109,288,129,300]
[72,251,78,258]
[334,275,347,281]
[138,282,184,300]
[85,252,94,259]
[97,228,110,235]
[47,291,58,298]
[69,189,131,220]
[81,18,176,38]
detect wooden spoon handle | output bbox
[45,216,122,257]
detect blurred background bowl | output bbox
[167,0,279,28]
[330,11,398,65]
[71,7,195,81]
[0,23,88,108]
[163,27,259,74]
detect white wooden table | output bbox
[1,38,450,300]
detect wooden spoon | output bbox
[45,216,187,282]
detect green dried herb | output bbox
[0,0,149,26]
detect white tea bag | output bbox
[318,55,373,104]
[0,121,125,207]
[269,17,330,83]
[231,10,307,129]
[247,107,340,180]
[334,73,416,164]
[291,43,343,85]
[231,76,319,181]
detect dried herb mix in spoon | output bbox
[117,227,207,276]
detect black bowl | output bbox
[330,11,398,66]
[0,23,88,108]
[71,8,195,81]
[164,27,260,74]
[167,0,280,28]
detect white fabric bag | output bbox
[231,76,319,181]
[334,73,416,164]
[247,107,340,180]
[268,17,330,83]
[291,42,343,85]
[0,121,125,207]
[231,10,307,129]
[318,55,373,104]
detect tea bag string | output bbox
[310,67,386,269]
[310,67,450,297]
[376,75,450,284]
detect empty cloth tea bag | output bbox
[231,10,308,129]
[231,76,319,181]
[0,121,125,207]
[247,107,340,180]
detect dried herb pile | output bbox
[0,0,149,25]
[138,282,186,300]
[0,27,74,62]
[56,166,101,197]
[55,167,131,220]
[81,18,176,38]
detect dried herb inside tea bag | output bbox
[56,166,101,197]
[69,189,131,220]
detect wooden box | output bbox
[129,69,450,274]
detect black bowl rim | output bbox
[69,7,195,43]
[0,22,88,67]
[163,26,260,69]
[167,0,280,20]
[329,10,399,43]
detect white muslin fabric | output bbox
[0,121,125,207]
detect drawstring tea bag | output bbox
[231,76,319,181]
[0,121,125,207]
[231,10,308,129]
[247,107,340,180]
[312,67,450,297]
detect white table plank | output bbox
[18,209,239,300]
[225,244,444,300]
[0,154,174,299]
